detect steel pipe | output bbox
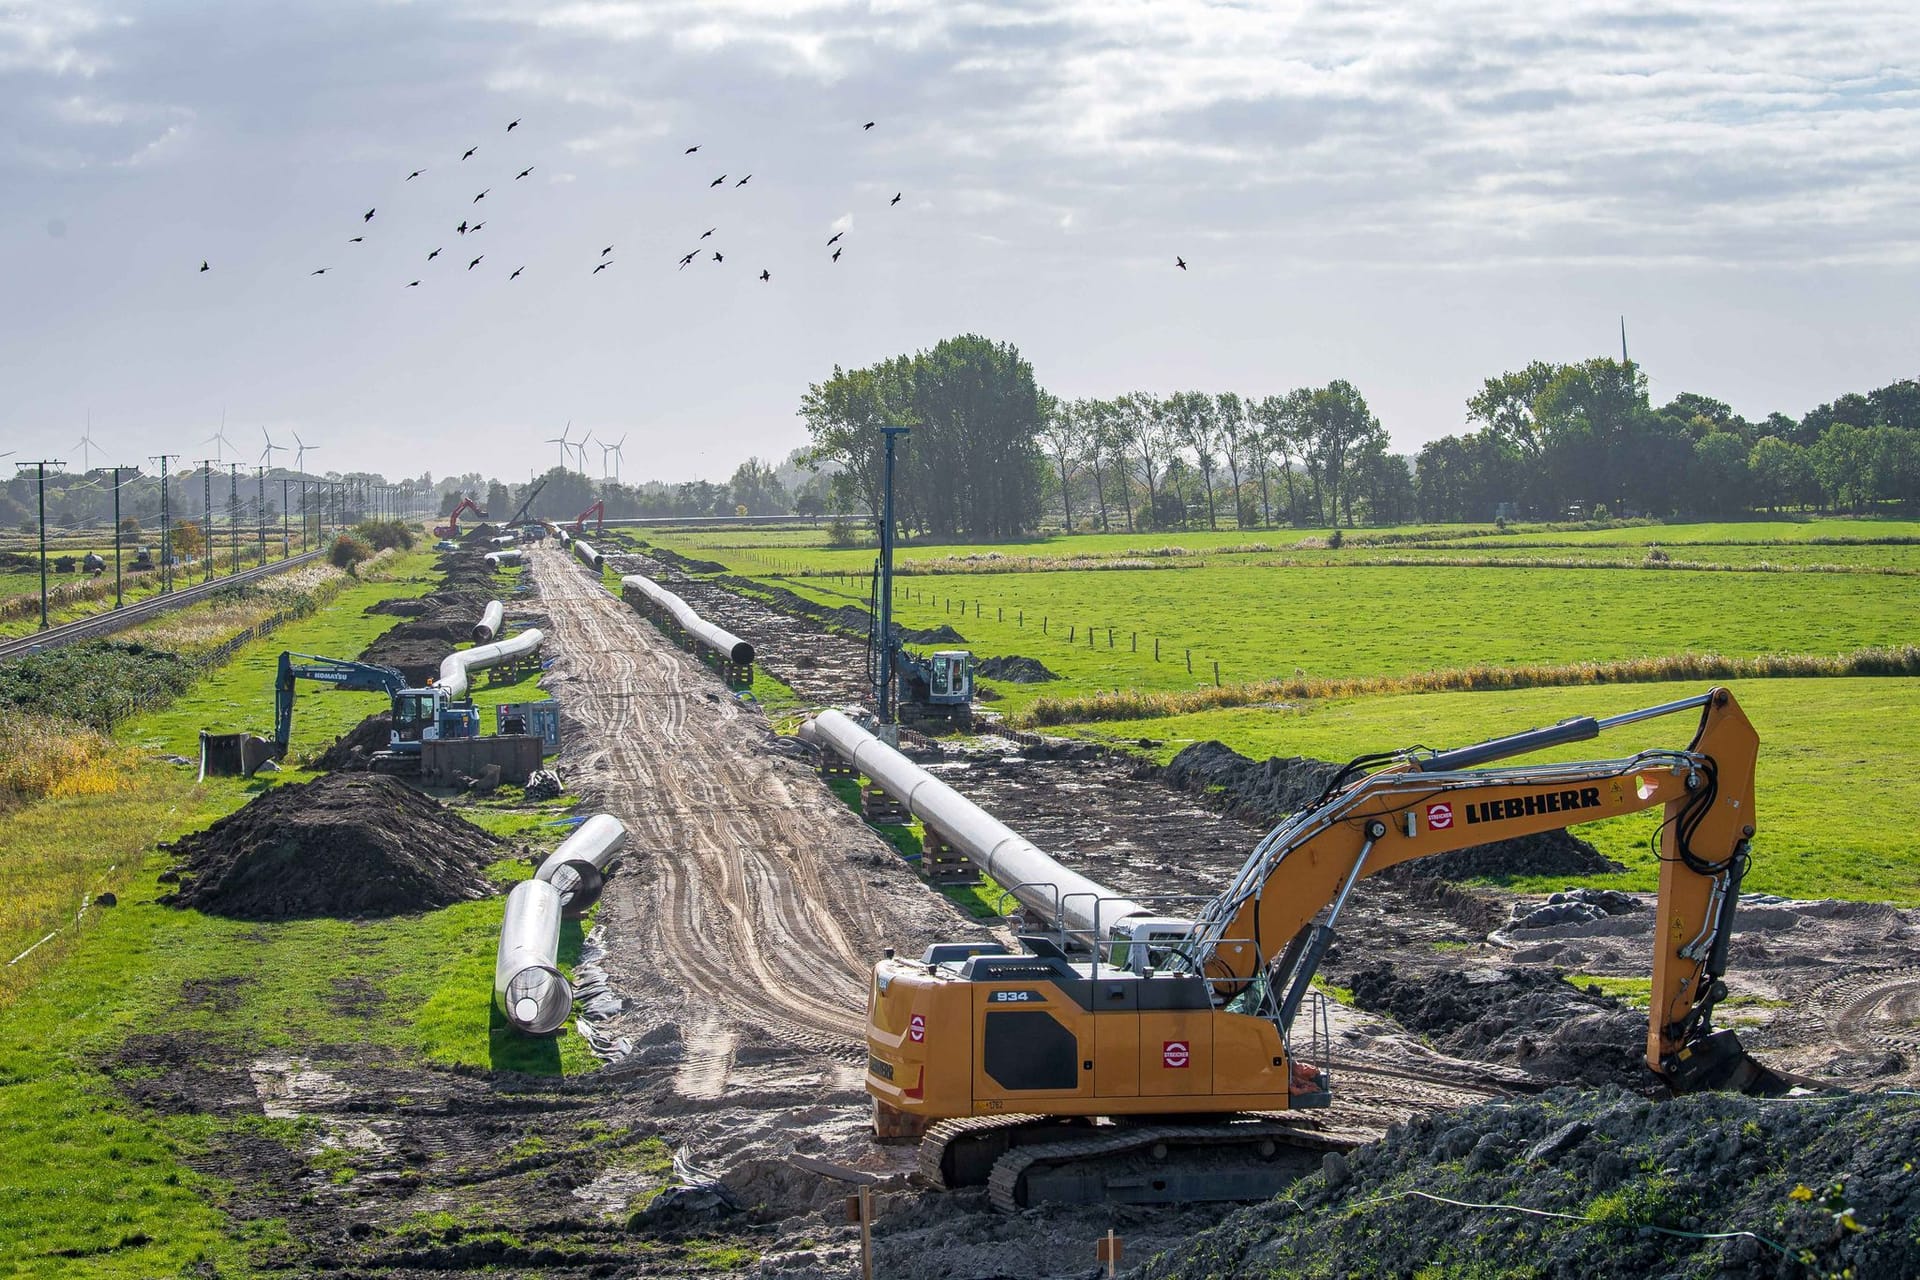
[472,599,504,643]
[621,574,754,665]
[536,813,627,917]
[484,549,523,569]
[439,626,544,700]
[573,539,602,571]
[799,710,1147,940]
[495,879,573,1034]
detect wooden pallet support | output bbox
[861,784,909,825]
[920,828,979,885]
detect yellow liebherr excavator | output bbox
[865,687,1794,1209]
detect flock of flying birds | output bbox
[195,117,934,288]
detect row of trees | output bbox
[1415,363,1920,521]
[1036,382,1409,532]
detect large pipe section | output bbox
[800,710,1148,940]
[484,549,522,569]
[439,626,544,700]
[621,574,754,665]
[494,879,572,1034]
[535,814,627,917]
[573,539,602,571]
[472,600,504,643]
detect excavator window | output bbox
[930,657,952,697]
[393,693,435,740]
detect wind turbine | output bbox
[203,409,236,463]
[74,411,99,472]
[260,426,282,471]
[601,433,627,484]
[545,420,574,472]
[573,430,594,475]
[293,430,318,473]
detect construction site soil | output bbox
[305,709,394,770]
[105,545,1920,1279]
[157,773,502,919]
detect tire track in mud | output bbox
[529,550,960,1078]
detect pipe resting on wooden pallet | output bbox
[495,879,572,1034]
[620,574,755,665]
[798,709,1149,941]
[472,599,504,643]
[439,626,544,700]
[535,813,627,917]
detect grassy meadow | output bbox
[643,516,1920,905]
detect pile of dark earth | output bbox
[1162,739,1623,879]
[157,773,502,919]
[974,654,1059,683]
[357,548,511,683]
[713,573,967,646]
[1140,1087,1920,1280]
[303,710,393,770]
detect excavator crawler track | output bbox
[918,1114,1068,1190]
[983,1119,1354,1212]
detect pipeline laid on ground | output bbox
[484,549,523,569]
[573,539,602,571]
[620,574,754,666]
[472,599,505,643]
[535,813,628,917]
[799,709,1149,941]
[495,879,573,1034]
[439,626,544,700]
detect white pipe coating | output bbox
[621,574,754,665]
[495,879,573,1034]
[438,626,544,701]
[484,550,523,569]
[472,600,504,643]
[536,813,627,917]
[573,539,602,571]
[799,710,1148,940]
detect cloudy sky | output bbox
[3,0,1916,484]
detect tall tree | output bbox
[1036,392,1085,531]
[1466,360,1562,459]
[1302,380,1386,526]
[1167,391,1221,529]
[1215,392,1248,526]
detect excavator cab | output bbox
[391,691,439,745]
[926,651,971,704]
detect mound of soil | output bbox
[1163,740,1620,879]
[899,623,967,645]
[365,597,432,617]
[647,544,728,575]
[303,712,393,771]
[1142,1087,1920,1280]
[159,774,502,920]
[1343,963,1647,1087]
[975,655,1059,683]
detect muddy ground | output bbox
[105,548,1920,1279]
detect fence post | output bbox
[1186,649,1192,674]
[1132,632,1137,652]
[1155,638,1160,661]
[1068,624,1075,643]
[1213,660,1220,687]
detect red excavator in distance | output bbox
[433,495,488,539]
[570,500,604,535]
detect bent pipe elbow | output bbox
[472,600,504,644]
[439,626,545,701]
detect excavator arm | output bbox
[272,651,409,756]
[1180,687,1780,1094]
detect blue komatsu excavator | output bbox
[271,651,479,772]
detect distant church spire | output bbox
[1620,316,1630,365]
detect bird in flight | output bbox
[832,247,842,262]
[407,169,424,180]
[827,232,843,246]
[1176,256,1187,270]
[713,251,724,263]
[710,174,726,187]
[593,261,611,274]
[759,268,770,282]
[199,260,209,272]
[406,280,420,287]
[462,146,478,160]
[700,228,715,239]
[735,174,751,186]
[468,255,483,270]
[601,245,613,257]
[507,118,521,132]
[364,208,375,222]
[684,144,700,154]
[310,268,328,275]
[348,236,364,243]
[678,250,697,268]
[428,247,442,260]
[516,166,534,180]
[510,266,524,280]
[471,221,485,232]
[891,192,902,205]
[473,189,489,203]
[863,121,875,130]
[457,220,469,235]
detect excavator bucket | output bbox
[1664,1029,1808,1098]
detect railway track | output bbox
[0,550,324,662]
